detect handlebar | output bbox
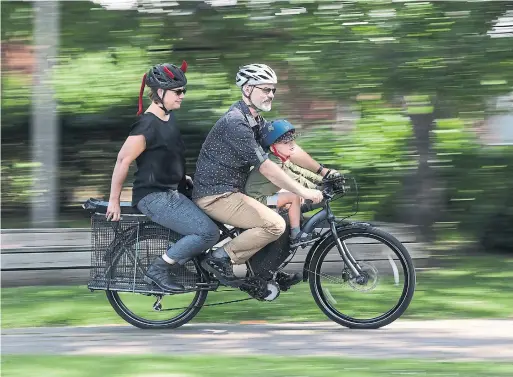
[300,175,346,213]
[301,176,345,213]
[301,200,320,213]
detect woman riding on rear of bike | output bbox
[105,61,219,293]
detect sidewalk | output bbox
[3,320,513,361]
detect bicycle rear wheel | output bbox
[308,225,416,329]
[105,228,208,329]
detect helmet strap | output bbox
[137,80,172,116]
[155,89,172,115]
[270,145,289,163]
[243,86,266,113]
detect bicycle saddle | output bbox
[82,198,142,215]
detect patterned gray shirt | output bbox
[192,101,268,199]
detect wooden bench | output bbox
[1,222,428,287]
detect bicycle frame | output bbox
[85,174,365,294]
[299,200,365,281]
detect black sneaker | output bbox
[168,263,198,287]
[168,262,198,278]
[144,257,185,292]
[290,231,319,248]
[200,255,242,287]
[275,271,302,291]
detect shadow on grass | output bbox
[1,254,512,328]
[2,355,513,377]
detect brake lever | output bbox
[323,189,334,200]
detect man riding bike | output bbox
[192,63,339,289]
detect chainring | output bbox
[262,281,280,301]
[239,276,280,301]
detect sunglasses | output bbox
[170,88,187,95]
[255,86,277,95]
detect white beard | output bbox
[258,100,272,112]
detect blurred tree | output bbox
[2,0,513,238]
[30,1,59,227]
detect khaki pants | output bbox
[195,192,286,264]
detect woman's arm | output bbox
[106,135,146,221]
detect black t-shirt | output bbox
[129,112,186,206]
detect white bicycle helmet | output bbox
[236,63,278,87]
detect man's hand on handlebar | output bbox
[300,188,323,204]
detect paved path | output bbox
[3,320,513,361]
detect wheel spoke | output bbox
[308,226,416,329]
[104,230,208,329]
[304,268,347,285]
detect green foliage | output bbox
[2,0,513,241]
[299,99,413,219]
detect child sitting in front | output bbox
[244,119,324,247]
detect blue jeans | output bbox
[137,190,220,264]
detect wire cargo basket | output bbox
[87,213,199,294]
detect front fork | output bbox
[328,218,366,283]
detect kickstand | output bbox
[153,295,163,311]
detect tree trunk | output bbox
[31,1,59,227]
[408,112,437,242]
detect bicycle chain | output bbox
[153,289,255,312]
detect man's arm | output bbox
[288,145,331,177]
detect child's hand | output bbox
[324,169,341,179]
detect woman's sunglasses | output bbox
[170,88,187,95]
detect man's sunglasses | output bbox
[170,88,187,95]
[255,86,276,95]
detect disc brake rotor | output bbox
[347,261,379,292]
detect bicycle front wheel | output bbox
[308,225,416,329]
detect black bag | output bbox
[246,212,293,280]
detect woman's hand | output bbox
[106,200,121,221]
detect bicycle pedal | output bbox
[290,236,320,249]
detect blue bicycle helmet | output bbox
[260,119,296,149]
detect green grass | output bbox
[2,255,513,329]
[2,356,513,377]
